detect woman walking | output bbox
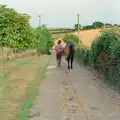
[55,40,63,67]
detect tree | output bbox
[92,21,104,28]
[0,5,36,74]
[35,26,53,55]
[0,5,35,50]
[74,24,81,30]
[114,24,118,27]
[105,23,112,28]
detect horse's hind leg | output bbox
[67,58,70,69]
[71,55,74,69]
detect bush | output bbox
[76,28,120,88]
[63,34,80,46]
[91,30,118,62]
[75,47,93,66]
[35,27,54,55]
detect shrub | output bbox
[75,47,93,66]
[35,27,54,55]
[77,28,120,88]
[63,34,80,46]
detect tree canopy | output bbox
[0,5,36,49]
[74,24,81,30]
[92,21,104,28]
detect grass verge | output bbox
[9,59,30,68]
[17,55,50,120]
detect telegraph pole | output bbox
[77,14,80,36]
[77,13,80,45]
[38,15,42,27]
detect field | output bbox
[52,28,101,48]
[52,28,120,48]
[73,27,120,48]
[52,33,68,39]
[73,29,101,47]
[51,28,75,39]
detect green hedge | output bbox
[76,29,120,88]
[63,34,80,46]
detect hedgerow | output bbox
[76,29,120,88]
[63,34,80,46]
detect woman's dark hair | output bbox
[58,40,62,44]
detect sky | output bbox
[0,0,119,28]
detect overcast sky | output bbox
[0,0,119,28]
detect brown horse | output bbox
[64,44,76,69]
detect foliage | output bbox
[82,21,104,30]
[35,26,54,55]
[76,29,120,88]
[74,24,81,30]
[92,21,104,28]
[75,47,93,66]
[82,25,94,30]
[0,5,36,74]
[0,5,36,49]
[114,24,118,27]
[105,23,112,27]
[63,34,80,46]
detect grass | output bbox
[9,59,30,67]
[17,55,50,120]
[0,72,11,81]
[18,65,46,119]
[0,55,50,120]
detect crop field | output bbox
[73,27,120,48]
[52,29,101,48]
[73,29,101,47]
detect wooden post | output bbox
[77,14,80,45]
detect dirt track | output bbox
[30,54,120,120]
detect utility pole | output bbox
[77,13,80,45]
[38,15,42,27]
